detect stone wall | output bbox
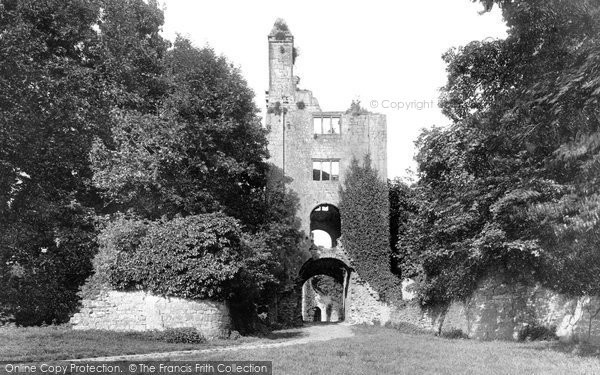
[440,273,600,343]
[345,273,393,325]
[70,291,231,339]
[393,273,600,343]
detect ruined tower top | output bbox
[268,19,296,102]
[269,18,294,40]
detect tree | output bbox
[89,37,307,331]
[339,155,401,302]
[388,177,415,276]
[399,0,600,306]
[0,0,171,325]
[91,37,269,226]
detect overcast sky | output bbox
[160,0,508,179]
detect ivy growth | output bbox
[271,19,291,41]
[267,101,286,116]
[339,155,402,303]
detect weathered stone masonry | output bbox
[70,291,230,339]
[265,20,391,325]
[391,272,600,344]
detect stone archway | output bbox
[291,202,392,326]
[310,204,341,248]
[298,257,352,322]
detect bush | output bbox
[267,101,283,115]
[87,213,248,301]
[79,215,148,299]
[385,321,429,335]
[441,328,468,340]
[157,328,206,344]
[518,324,557,342]
[296,101,305,110]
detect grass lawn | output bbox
[0,326,270,362]
[4,324,600,374]
[164,325,600,375]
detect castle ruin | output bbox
[265,20,391,324]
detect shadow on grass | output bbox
[528,340,600,359]
[259,321,345,340]
[303,321,344,326]
[261,330,305,340]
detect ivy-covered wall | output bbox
[339,155,402,303]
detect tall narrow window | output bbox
[312,161,321,180]
[313,117,321,134]
[331,161,339,181]
[322,161,331,181]
[322,117,332,134]
[331,117,341,134]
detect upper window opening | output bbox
[313,116,341,134]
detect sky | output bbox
[159,0,508,179]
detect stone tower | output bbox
[265,20,391,324]
[267,19,296,104]
[265,19,387,237]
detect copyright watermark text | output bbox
[369,99,436,111]
[1,361,272,375]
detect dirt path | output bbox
[72,323,354,361]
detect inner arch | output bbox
[310,204,341,248]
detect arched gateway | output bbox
[299,257,351,322]
[299,204,351,323]
[292,203,391,325]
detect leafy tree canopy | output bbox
[0,0,169,325]
[400,0,600,306]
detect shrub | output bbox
[79,215,148,299]
[345,100,369,116]
[518,324,557,342]
[271,19,291,41]
[388,321,430,335]
[88,213,248,301]
[296,101,305,110]
[157,328,206,344]
[267,101,283,115]
[441,328,468,339]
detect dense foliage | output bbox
[388,178,415,275]
[88,214,267,300]
[0,0,168,325]
[89,33,306,324]
[0,1,306,327]
[399,0,600,305]
[340,155,401,302]
[91,37,269,226]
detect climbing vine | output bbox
[339,155,402,302]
